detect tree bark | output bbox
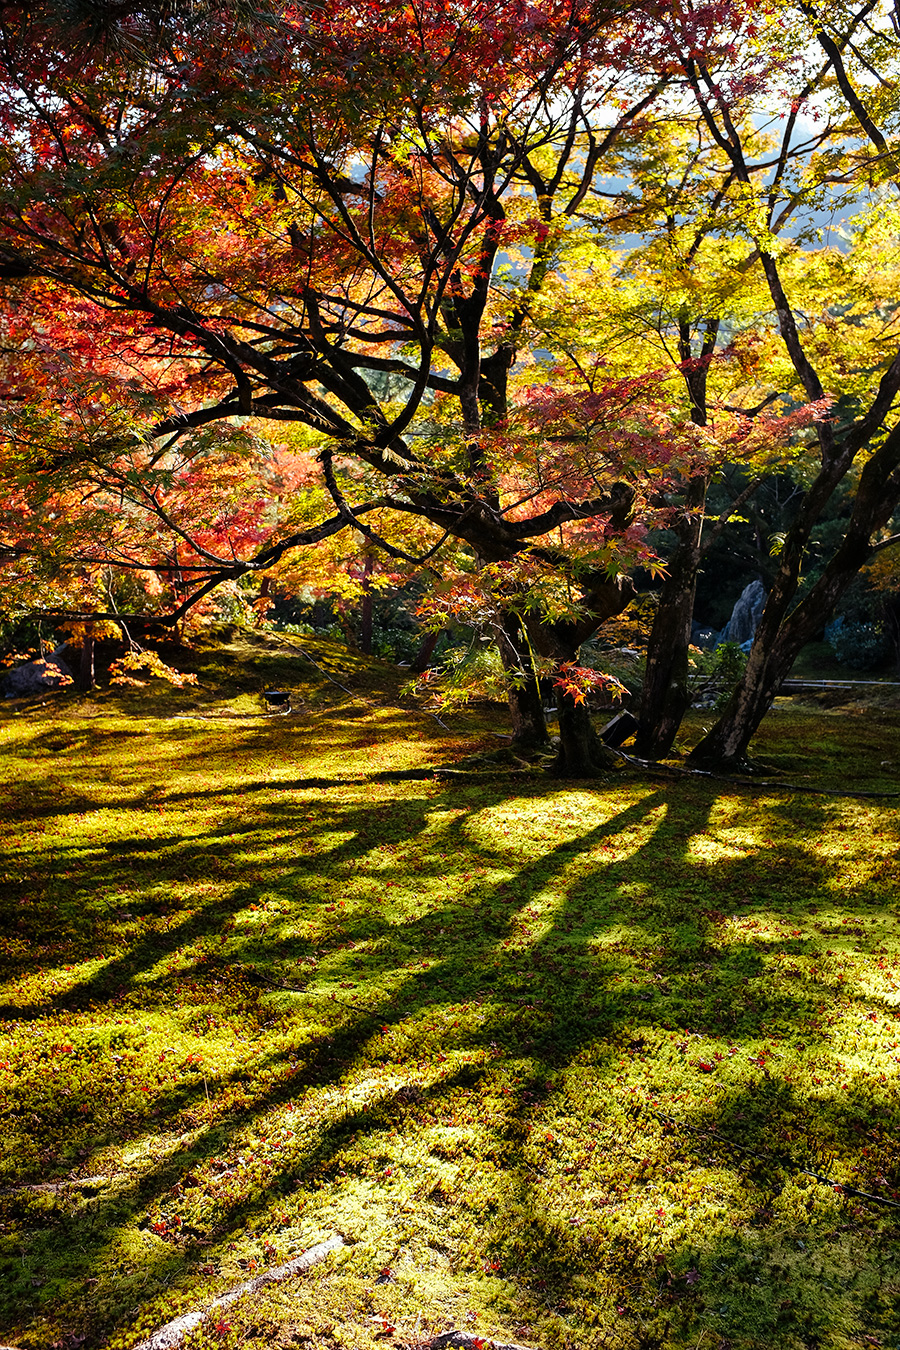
[555,696,616,776]
[502,568,634,766]
[689,423,900,770]
[636,317,716,758]
[496,612,549,748]
[409,628,441,675]
[359,555,373,654]
[635,474,706,758]
[78,626,95,691]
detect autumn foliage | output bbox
[1,0,899,766]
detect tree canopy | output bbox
[2,0,900,767]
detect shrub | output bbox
[825,616,891,670]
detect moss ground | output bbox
[1,637,899,1350]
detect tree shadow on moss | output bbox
[1,760,898,1347]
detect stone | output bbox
[2,647,73,698]
[721,580,766,646]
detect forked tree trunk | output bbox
[497,566,636,766]
[689,428,900,769]
[497,612,549,748]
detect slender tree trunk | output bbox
[78,625,95,692]
[637,320,717,758]
[635,475,706,758]
[497,612,549,748]
[359,555,373,655]
[689,426,900,769]
[883,595,900,674]
[409,628,441,675]
[555,696,616,776]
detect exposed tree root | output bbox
[132,1235,344,1350]
[612,747,900,798]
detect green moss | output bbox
[0,643,899,1349]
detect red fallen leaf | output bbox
[696,1060,715,1072]
[366,1316,396,1338]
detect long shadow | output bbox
[0,774,447,997]
[2,767,899,1348]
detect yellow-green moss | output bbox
[0,644,899,1349]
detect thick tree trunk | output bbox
[498,569,635,762]
[497,612,549,748]
[635,475,706,758]
[689,427,900,770]
[555,696,616,776]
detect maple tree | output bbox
[560,0,900,765]
[505,0,900,766]
[1,0,900,771]
[0,0,700,772]
[669,0,900,768]
[531,111,835,758]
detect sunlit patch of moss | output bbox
[1,646,899,1348]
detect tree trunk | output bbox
[636,316,717,759]
[555,696,616,776]
[78,626,95,692]
[497,612,549,748]
[689,426,900,769]
[359,555,373,654]
[883,594,900,674]
[497,568,635,758]
[635,475,706,758]
[409,628,441,675]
